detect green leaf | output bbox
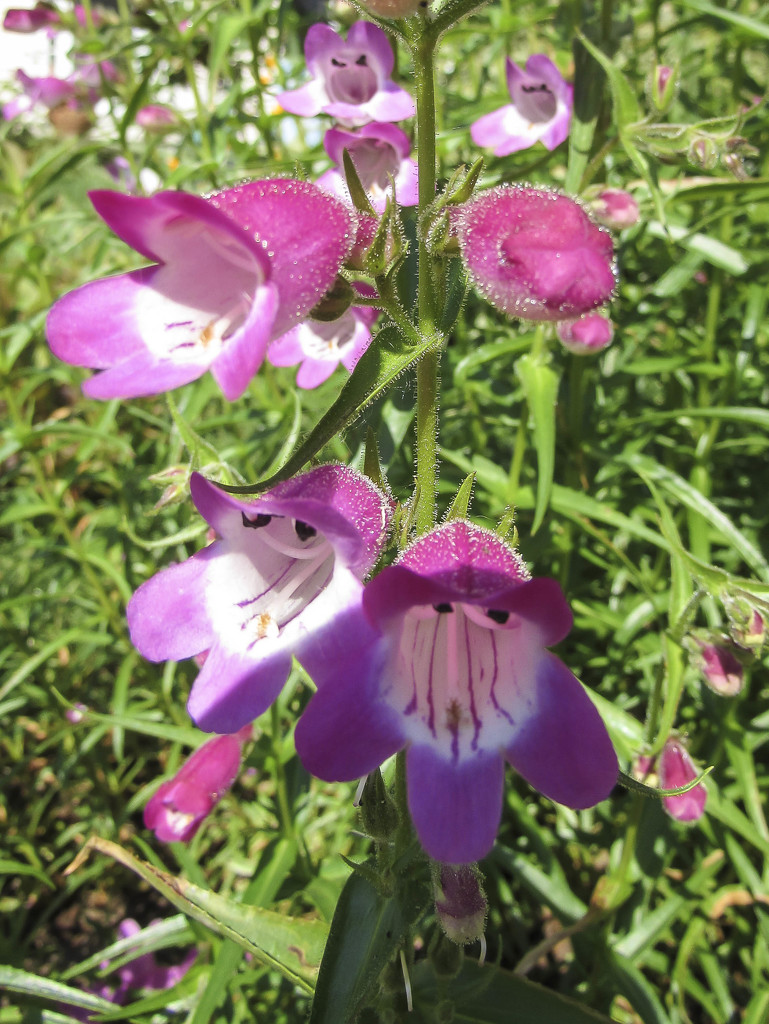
[68,837,327,993]
[308,860,430,1023]
[342,149,376,216]
[575,31,641,128]
[606,950,671,1024]
[0,965,115,1014]
[445,473,476,521]
[515,355,559,533]
[646,221,749,274]
[677,0,769,39]
[412,959,613,1023]
[566,36,603,194]
[226,324,437,493]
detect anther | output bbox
[294,520,317,542]
[433,602,454,613]
[241,512,272,529]
[486,609,509,624]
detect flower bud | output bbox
[589,188,640,231]
[135,104,177,133]
[309,276,356,322]
[659,738,707,823]
[433,863,487,946]
[556,312,614,354]
[727,603,765,655]
[649,64,678,114]
[359,769,399,841]
[697,641,744,696]
[688,135,719,171]
[3,3,59,32]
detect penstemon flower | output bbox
[470,55,572,156]
[453,186,616,322]
[144,727,252,843]
[295,520,618,863]
[128,466,392,734]
[46,181,356,400]
[556,312,614,354]
[267,294,379,389]
[277,21,415,127]
[659,739,707,822]
[317,123,419,213]
[3,4,60,32]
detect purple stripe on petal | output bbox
[128,548,217,661]
[505,652,618,809]
[407,745,504,863]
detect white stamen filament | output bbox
[399,949,413,1013]
[256,531,331,561]
[266,547,332,611]
[478,934,487,966]
[353,776,367,807]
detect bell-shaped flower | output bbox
[556,312,614,354]
[471,55,572,156]
[317,123,418,213]
[295,520,618,864]
[453,185,616,322]
[144,727,252,843]
[267,294,379,389]
[46,180,356,400]
[659,739,707,822]
[2,69,75,120]
[3,4,60,32]
[128,466,392,734]
[696,640,744,696]
[277,21,415,127]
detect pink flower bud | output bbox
[135,104,177,132]
[697,641,744,696]
[730,607,765,654]
[433,864,487,946]
[556,312,614,354]
[3,3,60,32]
[589,188,640,231]
[649,64,677,113]
[659,739,707,822]
[453,186,616,322]
[144,727,251,842]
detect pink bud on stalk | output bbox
[697,641,744,696]
[649,64,678,113]
[589,188,640,231]
[659,739,707,823]
[433,863,487,947]
[556,313,614,355]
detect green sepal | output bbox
[309,276,356,321]
[342,147,376,216]
[363,426,388,493]
[444,473,475,522]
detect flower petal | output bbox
[210,282,279,400]
[504,652,618,808]
[407,744,504,863]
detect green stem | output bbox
[412,28,440,534]
[270,703,295,840]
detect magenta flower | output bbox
[135,104,177,131]
[46,180,356,400]
[3,4,60,32]
[470,55,572,156]
[317,123,418,213]
[128,466,392,734]
[2,69,75,120]
[453,186,616,322]
[697,641,744,696]
[295,520,618,864]
[556,312,614,354]
[267,289,379,388]
[659,739,707,823]
[278,21,415,127]
[144,727,251,842]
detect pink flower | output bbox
[697,641,744,696]
[128,466,392,734]
[135,104,177,131]
[144,727,252,842]
[267,295,379,389]
[278,21,415,127]
[3,3,60,32]
[589,188,640,231]
[46,181,356,400]
[317,123,418,213]
[2,70,75,120]
[659,739,707,822]
[471,55,572,156]
[295,520,617,863]
[453,186,616,322]
[556,312,614,354]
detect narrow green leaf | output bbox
[606,951,670,1024]
[575,31,641,127]
[341,149,376,216]
[677,0,769,39]
[445,473,476,522]
[515,355,559,533]
[69,837,327,992]
[226,324,437,493]
[0,965,115,1014]
[646,221,749,274]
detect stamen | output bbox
[433,602,453,613]
[478,934,487,966]
[256,529,330,560]
[486,609,510,624]
[399,949,413,1013]
[242,512,272,529]
[353,776,367,807]
[355,54,368,66]
[331,57,345,67]
[294,520,317,542]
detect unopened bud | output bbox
[360,769,399,841]
[659,738,707,823]
[309,277,355,321]
[728,604,765,655]
[649,64,678,114]
[433,863,487,946]
[556,312,614,355]
[589,188,640,231]
[697,640,744,696]
[688,135,719,171]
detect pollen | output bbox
[254,612,279,640]
[445,698,465,732]
[200,319,217,346]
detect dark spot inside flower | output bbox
[522,83,551,93]
[331,58,346,67]
[433,602,454,613]
[446,698,463,730]
[242,512,272,529]
[486,609,510,624]
[294,520,317,541]
[355,54,368,66]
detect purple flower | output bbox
[659,739,707,823]
[277,21,415,127]
[2,69,75,120]
[144,727,251,842]
[3,4,60,32]
[128,466,392,734]
[267,287,379,388]
[135,104,177,131]
[317,123,418,213]
[697,641,744,696]
[46,180,356,401]
[295,520,618,864]
[453,186,616,322]
[434,864,487,946]
[556,312,614,354]
[470,55,572,156]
